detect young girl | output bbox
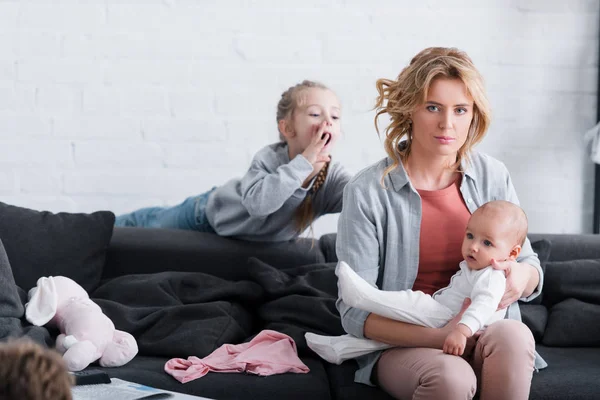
[115,80,351,242]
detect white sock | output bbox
[305,332,392,364]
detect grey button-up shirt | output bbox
[336,151,547,386]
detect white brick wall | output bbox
[0,0,598,236]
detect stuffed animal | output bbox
[25,276,138,372]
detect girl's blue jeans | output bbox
[114,188,216,232]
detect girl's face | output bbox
[287,88,342,155]
[410,78,474,160]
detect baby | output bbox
[306,200,528,363]
[0,340,73,400]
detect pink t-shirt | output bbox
[413,178,471,295]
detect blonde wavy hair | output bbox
[374,47,491,184]
[276,80,333,233]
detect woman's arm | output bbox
[492,162,544,306]
[364,299,475,350]
[364,314,446,348]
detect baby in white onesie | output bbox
[306,200,529,364]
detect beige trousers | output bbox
[376,320,536,400]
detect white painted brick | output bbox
[64,169,217,196]
[18,169,62,194]
[513,0,599,12]
[14,85,36,113]
[19,4,106,33]
[491,93,597,126]
[104,61,191,86]
[522,13,599,39]
[0,140,72,166]
[0,60,15,81]
[188,63,281,90]
[0,3,18,32]
[106,4,172,33]
[70,195,166,215]
[17,60,103,84]
[73,141,163,167]
[481,39,598,67]
[82,87,121,116]
[482,65,598,94]
[0,171,17,194]
[53,117,141,140]
[214,86,281,117]
[482,119,594,153]
[120,89,169,117]
[0,86,15,111]
[0,115,52,137]
[0,34,15,60]
[15,33,62,59]
[0,196,77,213]
[64,33,235,61]
[162,142,251,168]
[36,86,81,116]
[168,90,216,118]
[142,118,227,142]
[225,118,278,149]
[234,35,323,63]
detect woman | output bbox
[336,47,545,400]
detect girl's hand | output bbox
[301,121,331,165]
[491,259,529,309]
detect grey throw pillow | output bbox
[0,202,115,292]
[542,258,600,308]
[0,239,52,346]
[542,298,600,347]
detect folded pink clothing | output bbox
[164,329,310,383]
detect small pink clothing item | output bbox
[164,330,310,383]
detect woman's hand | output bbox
[491,259,530,309]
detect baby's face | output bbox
[461,212,517,270]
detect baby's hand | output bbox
[443,329,467,356]
[301,121,331,165]
[443,324,472,356]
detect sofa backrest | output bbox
[321,233,600,264]
[103,227,327,281]
[529,233,600,261]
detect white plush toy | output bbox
[25,276,138,372]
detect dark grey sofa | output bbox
[95,228,600,400]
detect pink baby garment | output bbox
[164,330,310,383]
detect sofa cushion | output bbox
[102,355,332,400]
[542,258,600,308]
[247,257,345,357]
[530,345,600,400]
[542,298,600,347]
[0,202,115,292]
[519,304,548,342]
